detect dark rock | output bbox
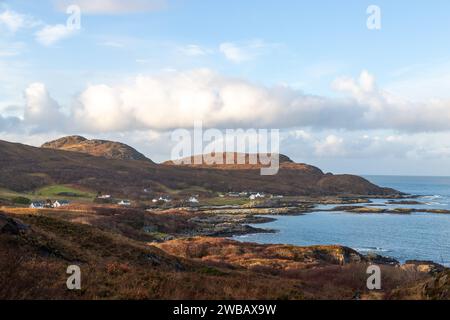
[365,253,400,266]
[387,200,424,205]
[0,212,29,235]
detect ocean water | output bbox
[234,176,450,266]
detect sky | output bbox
[1,0,450,175]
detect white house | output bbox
[53,200,70,208]
[188,196,199,204]
[249,193,265,200]
[30,201,45,209]
[118,200,131,206]
[152,196,171,203]
[98,195,111,199]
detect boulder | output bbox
[0,212,29,235]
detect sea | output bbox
[233,176,450,266]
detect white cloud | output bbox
[7,69,450,136]
[178,44,213,57]
[0,9,39,32]
[74,84,132,132]
[35,24,77,46]
[315,135,346,157]
[219,43,250,63]
[332,70,450,132]
[24,83,67,131]
[54,0,167,14]
[219,40,272,63]
[67,69,357,132]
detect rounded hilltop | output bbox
[41,135,154,163]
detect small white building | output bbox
[118,200,131,206]
[188,196,199,204]
[249,193,265,200]
[98,195,111,199]
[30,201,45,209]
[53,200,70,208]
[152,196,171,203]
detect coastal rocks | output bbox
[328,206,386,214]
[201,207,305,216]
[423,209,450,214]
[242,199,314,211]
[0,213,29,235]
[387,200,425,205]
[401,260,446,275]
[326,206,450,215]
[318,246,364,265]
[187,214,276,237]
[156,237,400,272]
[365,253,399,266]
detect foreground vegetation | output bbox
[1,205,448,300]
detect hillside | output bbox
[164,153,302,170]
[0,207,440,300]
[42,136,153,163]
[0,139,399,197]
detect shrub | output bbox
[12,197,31,205]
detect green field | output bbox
[0,185,96,203]
[34,185,96,199]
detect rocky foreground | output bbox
[1,204,448,300]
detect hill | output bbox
[42,136,153,163]
[0,139,399,197]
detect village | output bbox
[25,190,284,210]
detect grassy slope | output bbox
[35,185,96,199]
[0,185,96,203]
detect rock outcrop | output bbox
[0,213,29,235]
[42,136,153,162]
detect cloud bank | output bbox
[4,69,450,135]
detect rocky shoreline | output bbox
[174,195,450,239]
[166,195,450,273]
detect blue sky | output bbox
[2,0,450,175]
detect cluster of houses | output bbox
[95,193,132,206]
[30,199,70,209]
[223,191,283,200]
[151,195,199,205]
[152,196,171,204]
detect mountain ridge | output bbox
[0,138,399,197]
